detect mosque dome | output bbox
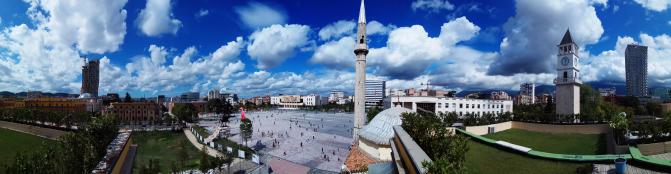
[359,106,413,145]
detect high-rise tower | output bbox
[81,58,100,97]
[353,0,367,142]
[625,44,648,97]
[555,29,580,115]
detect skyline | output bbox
[2,0,671,98]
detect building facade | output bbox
[518,83,535,105]
[270,94,322,109]
[180,92,200,102]
[81,59,100,97]
[365,80,385,108]
[555,30,581,115]
[625,44,648,97]
[328,90,346,103]
[108,102,159,124]
[385,96,513,117]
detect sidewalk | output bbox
[182,128,260,173]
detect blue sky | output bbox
[1,0,671,98]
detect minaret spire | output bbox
[358,0,366,24]
[353,0,368,143]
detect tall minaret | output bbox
[353,0,368,142]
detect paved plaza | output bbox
[199,110,354,172]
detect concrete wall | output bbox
[359,139,392,161]
[463,121,610,135]
[511,122,610,134]
[637,141,671,156]
[464,121,512,135]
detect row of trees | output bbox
[512,84,635,124]
[628,113,671,144]
[0,108,93,129]
[401,112,469,173]
[4,114,120,173]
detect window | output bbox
[459,104,463,108]
[445,103,449,108]
[466,104,469,108]
[563,71,568,78]
[437,103,442,108]
[359,36,365,44]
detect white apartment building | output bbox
[384,96,513,117]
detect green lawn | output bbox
[0,128,56,170]
[484,129,606,155]
[466,140,592,174]
[132,131,213,173]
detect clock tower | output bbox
[555,29,581,115]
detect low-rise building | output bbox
[385,96,513,117]
[270,94,322,109]
[107,102,159,124]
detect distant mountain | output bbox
[0,91,78,98]
[455,81,628,98]
[456,89,518,98]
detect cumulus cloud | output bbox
[310,37,355,69]
[411,0,455,12]
[582,33,671,86]
[137,0,182,37]
[368,17,480,79]
[247,24,310,69]
[100,37,246,95]
[488,0,604,76]
[633,0,671,11]
[0,0,128,93]
[235,2,287,29]
[230,70,355,97]
[30,0,128,54]
[318,20,355,41]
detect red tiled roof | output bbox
[344,145,378,172]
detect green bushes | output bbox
[402,112,469,173]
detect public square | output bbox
[198,110,354,172]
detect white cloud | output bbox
[318,20,355,41]
[137,0,182,37]
[366,21,396,36]
[310,37,355,69]
[368,17,480,79]
[411,0,455,12]
[0,0,128,93]
[247,24,310,69]
[488,0,604,75]
[633,0,671,11]
[196,9,209,18]
[230,70,355,97]
[235,2,287,29]
[30,0,128,54]
[100,37,247,95]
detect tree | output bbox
[401,112,469,173]
[206,98,225,114]
[240,118,253,147]
[124,92,132,102]
[199,146,210,173]
[177,141,189,168]
[173,103,197,123]
[366,107,383,123]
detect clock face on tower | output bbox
[561,56,570,66]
